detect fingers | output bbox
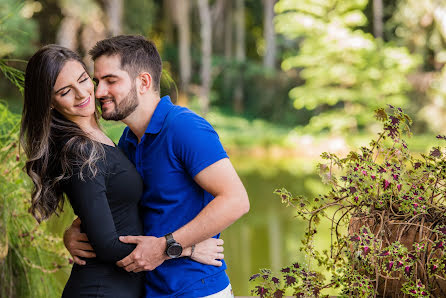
[216,253,224,260]
[73,256,86,266]
[209,259,223,267]
[74,249,96,258]
[216,245,224,253]
[76,233,89,242]
[73,217,82,226]
[217,238,224,245]
[117,255,133,267]
[123,262,138,272]
[119,236,140,244]
[75,241,93,251]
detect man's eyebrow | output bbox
[55,71,87,94]
[92,74,119,85]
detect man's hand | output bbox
[63,218,96,265]
[116,236,167,273]
[190,238,224,267]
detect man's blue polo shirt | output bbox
[118,96,230,297]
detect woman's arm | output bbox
[64,165,137,263]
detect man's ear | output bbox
[137,72,152,94]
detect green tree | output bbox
[275,0,420,134]
[0,0,39,57]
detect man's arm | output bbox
[117,158,249,272]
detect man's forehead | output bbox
[93,55,127,77]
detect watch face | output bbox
[167,243,183,258]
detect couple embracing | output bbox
[20,35,249,297]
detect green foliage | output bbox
[250,106,446,297]
[0,0,38,57]
[123,0,158,35]
[0,64,69,297]
[275,0,421,134]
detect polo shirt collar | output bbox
[145,96,174,135]
[124,95,174,145]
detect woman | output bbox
[20,45,221,297]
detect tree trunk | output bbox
[104,0,123,36]
[234,0,245,113]
[263,0,277,70]
[211,0,226,53]
[172,0,192,93]
[373,0,383,39]
[56,16,81,50]
[223,0,233,98]
[197,0,212,114]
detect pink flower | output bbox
[362,170,367,176]
[383,179,391,190]
[371,175,376,180]
[397,184,402,191]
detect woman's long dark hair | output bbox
[20,45,104,223]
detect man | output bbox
[63,35,250,297]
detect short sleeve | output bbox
[170,111,228,178]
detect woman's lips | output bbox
[75,96,91,108]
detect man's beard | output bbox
[101,85,138,121]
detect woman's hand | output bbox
[186,238,224,267]
[63,217,96,265]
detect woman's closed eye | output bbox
[61,89,70,96]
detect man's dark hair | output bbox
[89,35,162,92]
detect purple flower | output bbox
[371,175,376,180]
[435,241,444,250]
[254,286,269,296]
[349,187,357,194]
[397,184,402,191]
[380,251,390,256]
[383,179,391,190]
[284,275,296,285]
[396,261,404,268]
[414,162,421,169]
[281,267,290,273]
[249,273,260,281]
[387,261,394,271]
[273,289,284,298]
[272,277,279,284]
[378,167,387,173]
[439,227,446,235]
[262,274,269,280]
[354,196,359,202]
[363,246,370,255]
[293,262,300,269]
[413,203,418,208]
[350,235,360,242]
[404,266,412,276]
[432,264,438,272]
[392,174,399,181]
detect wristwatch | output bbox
[164,233,183,258]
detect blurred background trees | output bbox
[3,0,446,135]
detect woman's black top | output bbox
[61,144,144,298]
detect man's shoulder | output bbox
[166,106,212,133]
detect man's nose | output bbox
[95,82,107,98]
